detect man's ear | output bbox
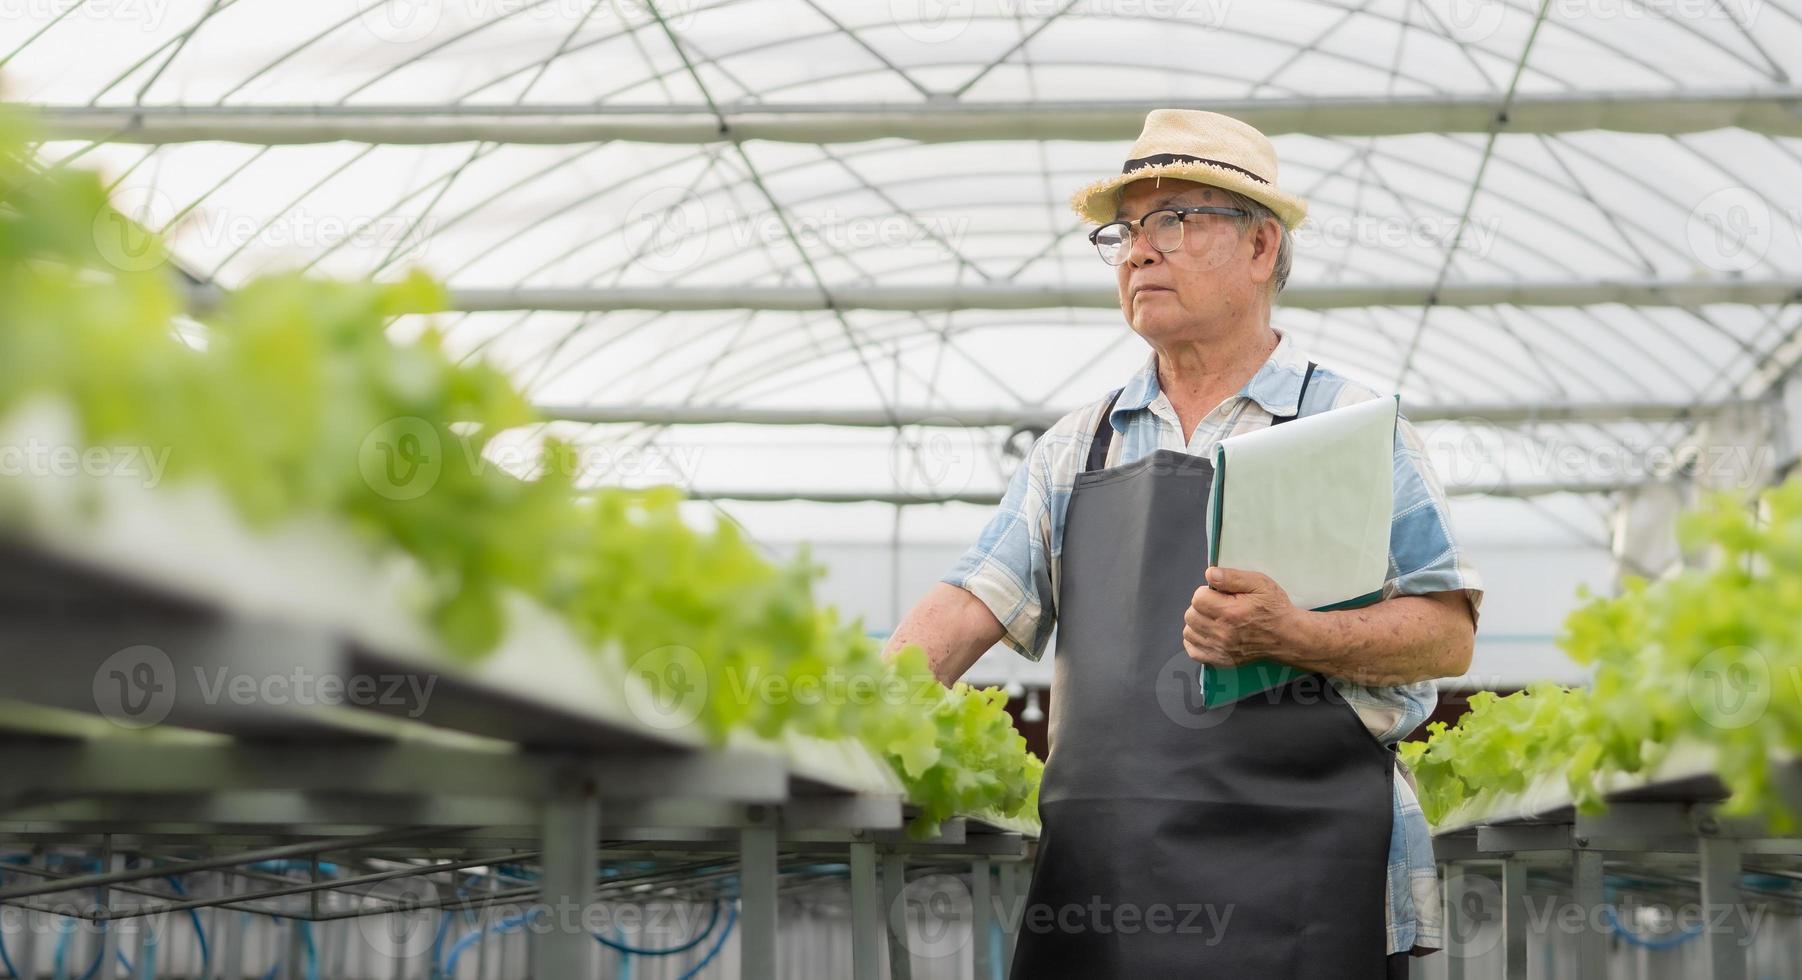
[1248,217,1280,283]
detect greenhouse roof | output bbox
[6,0,1800,521]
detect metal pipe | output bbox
[0,827,455,902]
[32,90,1802,144]
[188,279,1802,315]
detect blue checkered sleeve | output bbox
[940,426,1062,660]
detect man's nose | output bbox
[1126,228,1162,266]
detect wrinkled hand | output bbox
[1182,567,1300,668]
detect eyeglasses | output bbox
[1087,206,1248,266]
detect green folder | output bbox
[1200,400,1393,709]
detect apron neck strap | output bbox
[1271,360,1318,426]
[1085,388,1125,472]
[1084,359,1317,472]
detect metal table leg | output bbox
[739,820,779,980]
[219,906,245,980]
[1441,862,1465,980]
[12,851,39,980]
[98,839,118,980]
[388,908,407,980]
[1500,858,1527,980]
[997,860,1022,979]
[1572,848,1606,979]
[882,851,912,980]
[535,771,599,978]
[970,859,994,980]
[135,919,156,980]
[475,872,497,980]
[283,914,305,980]
[849,840,880,980]
[1700,836,1747,980]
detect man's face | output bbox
[1110,178,1279,347]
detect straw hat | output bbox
[1069,109,1307,231]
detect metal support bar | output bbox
[543,398,1757,430]
[1699,836,1748,980]
[0,826,447,902]
[970,859,994,980]
[187,278,1802,316]
[135,917,155,980]
[9,850,39,980]
[682,479,1639,506]
[1441,863,1465,980]
[1477,823,1572,853]
[997,860,1024,978]
[882,850,913,980]
[283,911,305,980]
[534,771,599,978]
[1501,858,1528,980]
[3,739,785,808]
[218,902,245,980]
[69,850,540,923]
[849,841,881,980]
[98,838,118,980]
[739,817,780,980]
[36,90,1802,143]
[1572,848,1606,979]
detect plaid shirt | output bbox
[943,327,1483,955]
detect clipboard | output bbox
[1200,394,1399,708]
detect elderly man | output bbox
[884,109,1482,978]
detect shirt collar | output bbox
[1110,328,1310,433]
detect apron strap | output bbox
[1086,358,1315,470]
[1271,360,1317,426]
[1085,387,1125,472]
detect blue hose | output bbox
[592,901,722,956]
[427,908,456,980]
[440,911,535,977]
[257,918,317,980]
[676,902,737,980]
[614,924,633,980]
[51,917,111,980]
[162,876,210,979]
[1599,904,1703,950]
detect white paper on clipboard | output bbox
[1207,394,1397,611]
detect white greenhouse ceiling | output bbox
[4,0,1800,521]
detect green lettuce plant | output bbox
[0,106,1041,839]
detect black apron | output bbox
[1011,366,1395,978]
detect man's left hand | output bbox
[1182,567,1302,668]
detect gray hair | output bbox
[1216,188,1292,300]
